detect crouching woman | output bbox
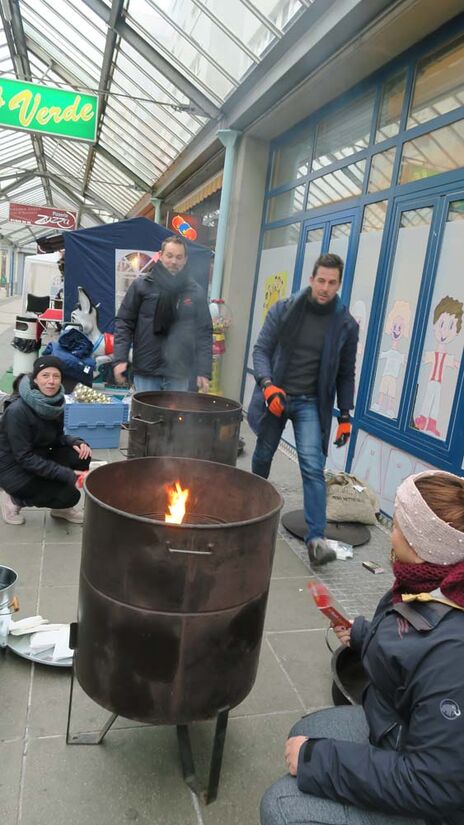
[0,356,91,525]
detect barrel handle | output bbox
[132,416,164,426]
[165,541,214,556]
[0,596,19,615]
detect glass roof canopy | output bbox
[0,0,312,249]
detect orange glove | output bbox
[334,414,351,447]
[263,384,286,417]
[75,471,89,489]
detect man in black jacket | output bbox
[248,254,358,567]
[113,236,212,392]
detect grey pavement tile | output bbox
[230,638,304,718]
[21,728,198,825]
[44,512,84,543]
[0,650,31,739]
[267,630,334,711]
[13,584,40,619]
[29,665,150,738]
[0,508,45,542]
[41,543,82,588]
[264,576,324,633]
[271,538,309,579]
[38,585,78,624]
[0,542,42,589]
[0,739,23,821]
[192,711,298,825]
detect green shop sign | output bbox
[0,77,98,142]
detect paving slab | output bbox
[41,543,82,588]
[0,652,31,739]
[230,637,304,718]
[0,738,23,821]
[264,576,325,633]
[267,630,333,711]
[38,585,78,624]
[191,711,299,825]
[21,728,199,825]
[0,542,42,589]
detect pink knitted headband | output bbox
[395,471,464,566]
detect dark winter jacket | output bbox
[0,396,81,493]
[113,266,212,379]
[248,289,358,454]
[297,591,464,823]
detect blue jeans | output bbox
[133,375,189,392]
[252,396,326,542]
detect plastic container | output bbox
[64,402,125,448]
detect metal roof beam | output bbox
[4,0,54,205]
[78,0,126,226]
[94,145,150,191]
[81,0,221,119]
[46,158,124,218]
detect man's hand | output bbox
[334,413,351,447]
[263,384,286,417]
[113,362,128,385]
[285,736,308,776]
[197,376,209,393]
[73,443,91,460]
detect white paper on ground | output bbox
[29,626,69,652]
[52,627,73,661]
[326,539,354,560]
[9,616,47,633]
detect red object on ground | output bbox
[307,581,351,627]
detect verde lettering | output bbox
[0,78,98,141]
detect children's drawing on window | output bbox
[371,299,412,419]
[262,271,288,322]
[351,299,367,398]
[413,296,463,440]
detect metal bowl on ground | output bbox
[331,644,368,705]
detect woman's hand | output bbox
[73,442,92,460]
[74,470,88,489]
[333,623,352,646]
[284,736,308,776]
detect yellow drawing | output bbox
[262,271,288,322]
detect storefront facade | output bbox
[242,19,464,514]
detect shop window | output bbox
[247,223,301,367]
[312,90,375,171]
[411,200,464,441]
[300,227,324,285]
[267,184,306,222]
[271,127,314,188]
[369,206,433,420]
[400,119,464,184]
[408,36,464,128]
[328,222,352,266]
[367,148,396,193]
[350,201,388,401]
[307,160,366,209]
[375,70,407,142]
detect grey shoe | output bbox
[1,490,25,525]
[50,507,83,524]
[307,537,336,566]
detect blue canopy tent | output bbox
[62,217,212,333]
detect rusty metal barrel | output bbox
[127,391,242,465]
[76,456,282,725]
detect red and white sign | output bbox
[9,203,77,230]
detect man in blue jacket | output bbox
[248,253,358,566]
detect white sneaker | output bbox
[1,490,25,525]
[50,507,84,524]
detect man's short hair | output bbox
[161,235,188,255]
[312,253,344,281]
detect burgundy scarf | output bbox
[392,559,464,608]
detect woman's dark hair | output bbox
[415,474,464,532]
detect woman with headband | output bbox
[261,471,464,825]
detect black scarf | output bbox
[279,287,337,350]
[152,261,191,336]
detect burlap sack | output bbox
[326,471,379,525]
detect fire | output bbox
[165,481,189,524]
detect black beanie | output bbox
[32,356,64,381]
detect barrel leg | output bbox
[66,665,118,745]
[176,708,229,805]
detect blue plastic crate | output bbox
[64,401,125,449]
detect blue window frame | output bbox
[243,14,464,477]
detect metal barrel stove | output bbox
[126,391,242,466]
[69,456,282,802]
